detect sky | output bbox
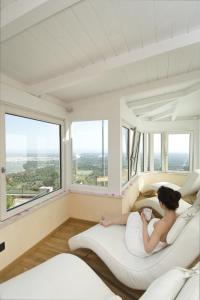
[6,114,60,155]
[5,114,189,156]
[71,120,108,154]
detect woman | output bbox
[100,186,181,257]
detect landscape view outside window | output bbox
[5,114,61,210]
[168,133,190,171]
[71,120,108,187]
[154,133,162,171]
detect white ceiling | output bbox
[0,0,200,121]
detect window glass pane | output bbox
[71,120,108,187]
[139,133,144,172]
[147,133,150,171]
[154,133,162,171]
[168,133,190,171]
[129,129,134,177]
[6,114,61,211]
[122,127,129,185]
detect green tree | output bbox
[7,195,15,210]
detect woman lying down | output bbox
[100,186,181,257]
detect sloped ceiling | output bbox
[1,0,200,121]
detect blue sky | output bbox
[6,114,60,155]
[71,120,108,154]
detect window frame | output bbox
[0,104,66,221]
[121,126,130,186]
[139,130,193,174]
[70,119,109,191]
[166,131,193,173]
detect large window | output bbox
[168,133,190,171]
[71,120,108,187]
[122,127,129,185]
[153,133,162,171]
[146,133,150,171]
[139,133,144,172]
[5,114,62,212]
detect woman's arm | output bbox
[141,212,165,254]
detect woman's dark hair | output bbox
[157,186,181,210]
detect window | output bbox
[71,120,108,187]
[122,127,129,185]
[153,133,162,171]
[168,133,190,171]
[146,133,150,171]
[130,129,141,177]
[5,114,62,212]
[139,133,144,172]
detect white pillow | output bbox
[175,263,199,300]
[179,169,200,196]
[139,268,187,300]
[142,182,180,193]
[140,265,199,300]
[167,204,199,244]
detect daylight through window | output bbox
[5,114,61,211]
[168,133,190,171]
[71,120,108,187]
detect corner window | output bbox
[5,114,62,211]
[71,120,108,187]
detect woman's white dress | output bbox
[125,212,167,257]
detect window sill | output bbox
[69,184,121,198]
[0,191,68,230]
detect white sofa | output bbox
[69,194,200,290]
[140,263,199,300]
[137,169,200,216]
[0,254,121,300]
[135,196,191,216]
[1,253,198,300]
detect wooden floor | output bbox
[0,218,144,300]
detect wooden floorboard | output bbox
[0,218,144,299]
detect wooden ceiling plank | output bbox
[0,0,82,42]
[127,81,200,108]
[29,29,200,95]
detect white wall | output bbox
[0,83,67,119]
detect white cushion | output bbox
[179,169,200,196]
[0,254,120,300]
[135,196,191,217]
[142,182,180,193]
[139,268,187,300]
[175,264,200,300]
[167,193,200,244]
[140,264,200,300]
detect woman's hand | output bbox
[141,211,148,226]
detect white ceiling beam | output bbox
[0,73,27,91]
[123,70,200,102]
[171,101,179,121]
[148,108,174,121]
[127,81,200,108]
[0,0,82,42]
[134,100,175,117]
[29,29,200,96]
